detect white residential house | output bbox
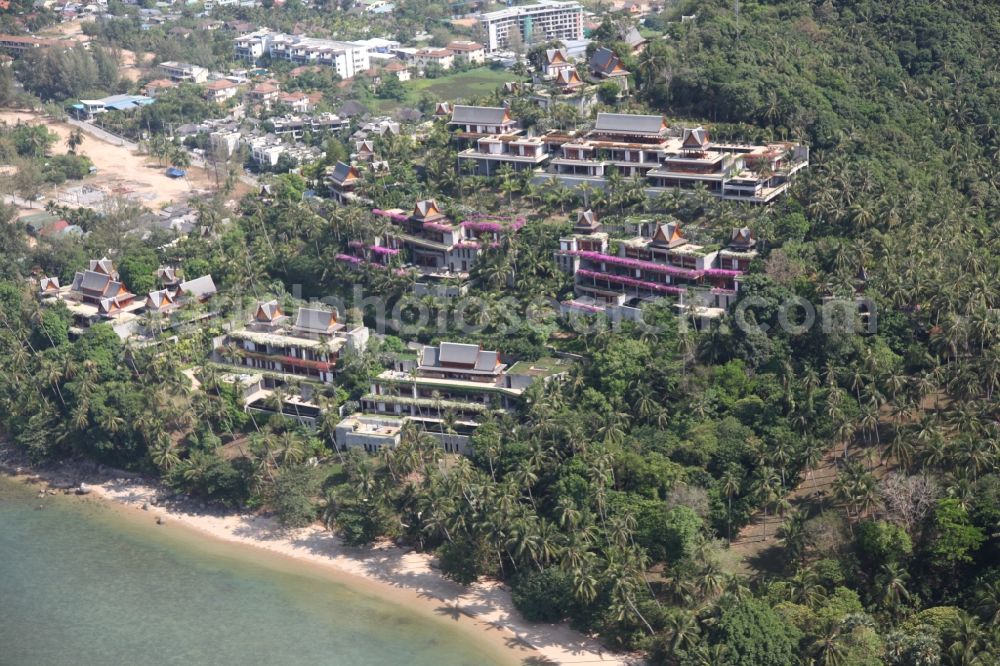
[158,61,210,83]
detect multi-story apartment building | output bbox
[203,78,240,102]
[542,114,810,203]
[555,215,759,319]
[158,61,210,83]
[270,113,346,139]
[359,342,570,449]
[234,29,370,79]
[343,199,525,278]
[479,0,584,53]
[215,301,369,384]
[0,34,60,56]
[413,47,455,71]
[447,40,486,65]
[449,105,549,175]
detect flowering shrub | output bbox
[576,269,686,295]
[566,251,704,279]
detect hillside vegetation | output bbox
[1,1,999,664]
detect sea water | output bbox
[0,476,515,666]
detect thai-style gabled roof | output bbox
[651,222,687,248]
[438,341,480,366]
[79,270,112,295]
[682,126,710,151]
[419,342,504,373]
[449,105,511,127]
[39,277,60,292]
[555,68,582,87]
[145,289,176,310]
[575,209,601,232]
[329,161,360,186]
[412,199,443,220]
[98,296,127,316]
[593,112,666,136]
[434,102,453,116]
[294,307,337,334]
[89,257,116,277]
[356,139,375,154]
[256,299,283,323]
[546,48,569,66]
[619,26,647,50]
[729,226,755,248]
[589,47,628,78]
[156,266,180,285]
[179,275,217,301]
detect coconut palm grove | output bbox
[1,0,1000,663]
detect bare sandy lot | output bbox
[1,109,215,209]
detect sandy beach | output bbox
[0,450,634,666]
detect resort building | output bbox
[234,29,370,79]
[479,0,584,53]
[214,301,370,385]
[349,199,525,279]
[644,126,810,202]
[158,61,210,83]
[588,47,630,91]
[325,161,363,204]
[334,414,403,453]
[38,258,216,337]
[358,342,570,451]
[555,216,759,320]
[542,48,575,78]
[450,105,549,175]
[542,114,809,203]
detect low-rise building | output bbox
[588,47,629,91]
[450,105,548,175]
[413,47,455,71]
[347,199,525,279]
[325,161,362,204]
[143,78,178,97]
[276,91,312,112]
[247,80,281,108]
[360,342,570,445]
[382,60,410,81]
[234,29,370,80]
[447,40,485,65]
[542,47,575,78]
[555,215,758,320]
[541,115,809,203]
[203,78,240,102]
[158,61,210,83]
[214,300,369,384]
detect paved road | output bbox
[67,120,260,189]
[67,118,140,151]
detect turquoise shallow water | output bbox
[0,476,514,666]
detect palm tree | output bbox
[877,562,911,615]
[67,127,84,154]
[720,468,741,540]
[752,466,781,541]
[664,610,701,653]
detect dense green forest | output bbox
[2,0,1000,663]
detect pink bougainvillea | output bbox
[564,251,704,279]
[576,269,687,295]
